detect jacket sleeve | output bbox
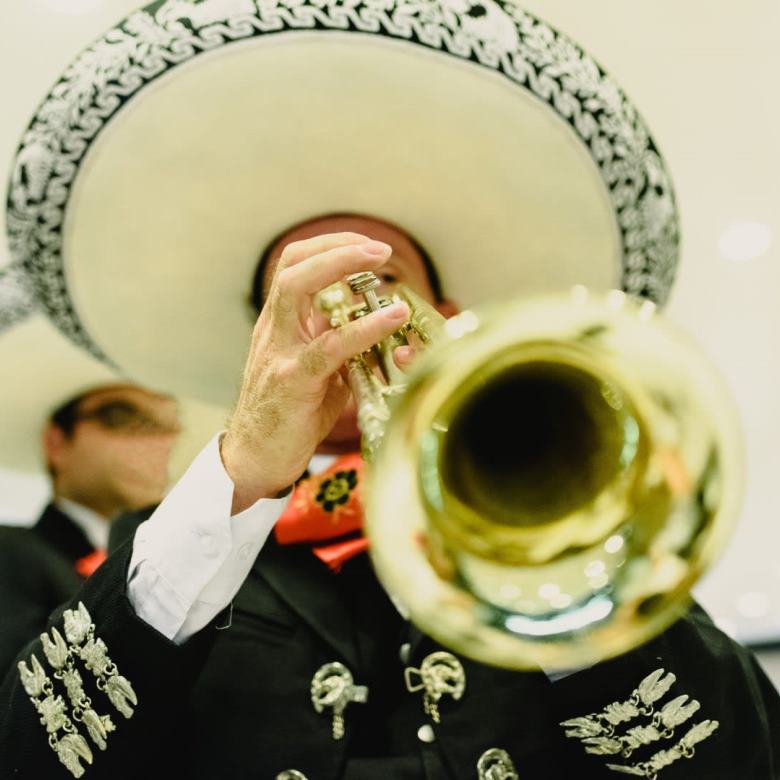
[0,539,216,779]
[0,528,76,679]
[551,603,780,780]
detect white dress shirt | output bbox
[127,435,296,643]
[55,497,110,550]
[127,436,338,645]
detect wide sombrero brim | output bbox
[0,316,228,481]
[8,0,679,407]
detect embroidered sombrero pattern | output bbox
[0,261,35,332]
[7,0,679,351]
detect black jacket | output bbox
[0,512,778,780]
[0,504,94,674]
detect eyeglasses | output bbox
[75,400,180,436]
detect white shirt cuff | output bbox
[127,433,290,643]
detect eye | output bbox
[380,272,398,284]
[94,402,139,429]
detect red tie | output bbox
[75,549,107,577]
[274,453,369,572]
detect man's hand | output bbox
[392,345,417,373]
[221,233,409,514]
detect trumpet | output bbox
[317,275,743,671]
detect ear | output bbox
[434,298,460,319]
[43,424,68,473]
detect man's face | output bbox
[262,215,455,450]
[45,385,180,518]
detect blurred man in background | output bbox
[0,384,179,674]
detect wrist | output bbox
[219,433,290,513]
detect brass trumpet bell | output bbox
[364,288,743,671]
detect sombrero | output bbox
[6,0,679,407]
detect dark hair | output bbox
[49,394,84,437]
[249,214,445,313]
[45,393,86,479]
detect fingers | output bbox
[393,345,418,373]
[275,240,392,304]
[266,236,393,338]
[275,232,374,272]
[305,302,410,377]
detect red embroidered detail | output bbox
[313,537,371,573]
[74,549,107,577]
[275,453,368,570]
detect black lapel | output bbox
[254,536,361,670]
[108,506,156,554]
[33,503,94,564]
[407,622,429,661]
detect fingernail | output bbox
[362,240,391,257]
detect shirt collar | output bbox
[308,452,338,475]
[54,497,110,550]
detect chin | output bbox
[321,417,361,453]
[120,482,166,511]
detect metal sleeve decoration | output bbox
[560,667,719,778]
[17,602,137,778]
